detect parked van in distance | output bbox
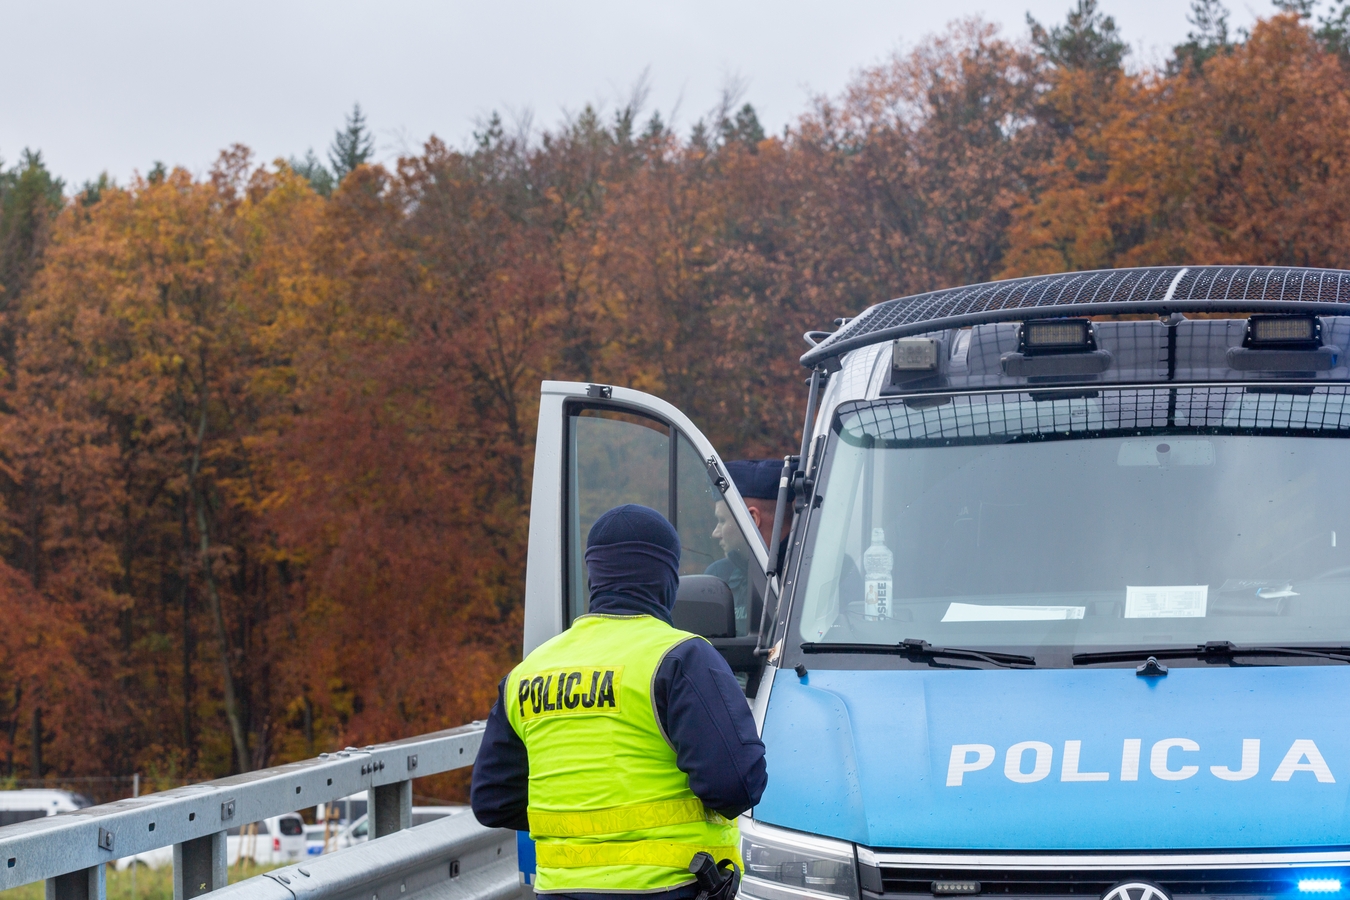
[0,790,90,827]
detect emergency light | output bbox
[1243,315,1322,349]
[931,881,982,895]
[1298,880,1342,893]
[892,338,939,371]
[1018,318,1096,355]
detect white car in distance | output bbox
[0,790,91,826]
[114,813,306,870]
[324,806,469,853]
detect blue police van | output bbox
[521,266,1350,900]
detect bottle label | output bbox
[865,579,892,619]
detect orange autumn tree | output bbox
[1004,12,1350,272]
[3,150,323,777]
[256,156,534,757]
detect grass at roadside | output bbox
[0,860,280,900]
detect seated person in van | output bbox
[707,459,790,634]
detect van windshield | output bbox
[794,385,1350,665]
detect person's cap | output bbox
[725,459,785,501]
[586,504,680,558]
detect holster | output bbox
[690,851,741,900]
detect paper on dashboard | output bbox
[1125,585,1207,618]
[942,603,1086,622]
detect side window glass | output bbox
[676,435,755,636]
[567,409,671,623]
[566,407,758,635]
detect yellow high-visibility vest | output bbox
[505,613,741,893]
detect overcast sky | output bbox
[2,0,1279,188]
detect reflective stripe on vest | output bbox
[535,841,742,870]
[529,798,728,837]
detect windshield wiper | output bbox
[800,638,1036,668]
[1073,641,1350,666]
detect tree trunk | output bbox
[199,504,249,773]
[180,517,196,769]
[4,685,18,777]
[188,403,250,773]
[303,695,314,757]
[29,706,42,779]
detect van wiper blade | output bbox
[1073,641,1350,665]
[800,638,1035,668]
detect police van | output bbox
[521,265,1350,900]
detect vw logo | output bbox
[1102,883,1171,900]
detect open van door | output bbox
[523,381,770,694]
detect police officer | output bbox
[471,504,767,900]
[723,459,789,556]
[707,460,792,632]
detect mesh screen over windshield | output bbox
[795,387,1350,660]
[837,386,1350,446]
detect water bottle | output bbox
[863,527,894,619]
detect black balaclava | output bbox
[583,504,681,623]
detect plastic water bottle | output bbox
[863,528,894,619]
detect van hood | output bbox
[754,665,1350,850]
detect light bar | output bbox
[1019,319,1095,354]
[1245,315,1321,347]
[932,881,982,895]
[1299,879,1342,893]
[893,338,939,371]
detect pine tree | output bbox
[329,104,375,182]
[721,104,766,148]
[289,149,335,197]
[1317,1,1350,56]
[1028,0,1128,74]
[1172,0,1233,72]
[1272,0,1315,17]
[0,150,63,304]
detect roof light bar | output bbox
[1018,319,1096,355]
[1243,315,1322,349]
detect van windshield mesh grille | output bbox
[836,386,1350,447]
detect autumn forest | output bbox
[1,0,1348,792]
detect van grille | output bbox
[867,865,1344,900]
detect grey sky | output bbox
[2,0,1277,188]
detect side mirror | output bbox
[673,575,736,638]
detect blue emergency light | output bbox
[1298,879,1342,893]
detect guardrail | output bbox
[210,810,519,900]
[0,721,488,900]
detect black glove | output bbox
[690,851,741,900]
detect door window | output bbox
[677,434,755,636]
[566,406,755,632]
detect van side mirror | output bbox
[673,575,736,638]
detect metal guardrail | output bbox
[0,721,487,900]
[211,810,521,900]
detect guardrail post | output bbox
[370,780,412,838]
[45,865,104,900]
[173,831,227,900]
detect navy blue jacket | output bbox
[470,594,768,836]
